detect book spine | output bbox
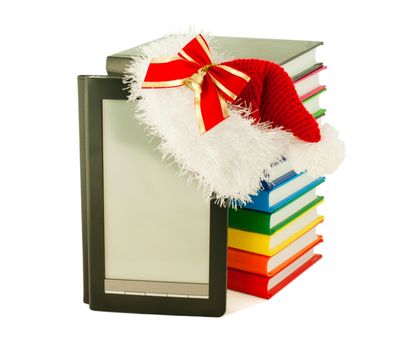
[229,208,271,234]
[228,228,270,255]
[228,254,322,299]
[227,248,269,275]
[227,268,269,299]
[243,189,271,212]
[106,56,131,76]
[77,76,89,304]
[262,170,297,191]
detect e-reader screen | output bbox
[102,99,210,299]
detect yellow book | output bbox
[228,207,324,256]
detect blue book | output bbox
[245,173,325,213]
[262,170,297,190]
[262,157,296,190]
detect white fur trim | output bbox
[286,123,345,178]
[124,32,291,207]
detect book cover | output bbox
[264,170,297,190]
[294,66,326,99]
[228,234,323,276]
[228,211,324,256]
[230,193,324,235]
[106,36,323,76]
[314,109,326,119]
[243,175,325,213]
[263,157,296,189]
[303,88,327,116]
[294,65,326,85]
[228,253,322,299]
[300,85,327,101]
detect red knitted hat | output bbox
[225,58,321,143]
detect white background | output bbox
[1,1,413,349]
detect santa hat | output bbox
[224,58,345,176]
[124,33,344,207]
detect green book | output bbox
[314,108,327,119]
[303,87,327,118]
[229,189,324,235]
[106,36,323,79]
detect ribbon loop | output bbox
[142,34,251,134]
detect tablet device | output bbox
[78,76,227,316]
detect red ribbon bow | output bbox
[142,34,251,134]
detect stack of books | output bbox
[227,41,327,299]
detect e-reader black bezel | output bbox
[79,75,228,317]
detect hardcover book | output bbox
[294,66,326,99]
[228,251,322,299]
[106,37,323,77]
[228,206,324,256]
[230,189,323,234]
[243,174,325,213]
[303,89,327,118]
[228,231,323,275]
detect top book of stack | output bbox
[106,36,323,79]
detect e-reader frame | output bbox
[78,75,228,317]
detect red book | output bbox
[228,252,322,299]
